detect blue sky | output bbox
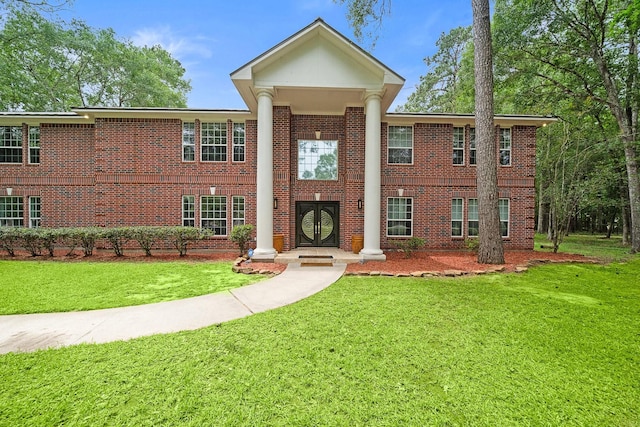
[58,0,474,111]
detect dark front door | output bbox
[296,202,339,247]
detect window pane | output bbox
[453,127,464,165]
[469,128,476,165]
[233,123,245,162]
[1,126,23,163]
[182,122,195,162]
[452,198,463,237]
[182,195,195,227]
[387,197,412,236]
[0,196,24,227]
[468,198,478,237]
[29,196,41,228]
[29,126,40,164]
[298,140,338,180]
[201,196,227,235]
[232,196,245,227]
[388,126,413,164]
[500,128,511,166]
[201,122,227,162]
[499,199,509,237]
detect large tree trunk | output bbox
[472,0,504,264]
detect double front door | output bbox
[295,202,339,247]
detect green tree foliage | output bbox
[0,5,191,111]
[333,0,391,48]
[492,0,640,252]
[401,26,473,113]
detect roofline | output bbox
[230,18,405,83]
[385,112,558,127]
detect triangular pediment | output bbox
[231,18,404,115]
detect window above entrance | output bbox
[297,140,338,180]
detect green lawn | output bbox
[0,260,264,314]
[535,232,635,261]
[1,256,639,425]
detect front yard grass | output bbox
[1,257,638,425]
[0,260,263,314]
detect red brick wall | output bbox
[380,122,537,250]
[1,114,537,251]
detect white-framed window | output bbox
[233,123,245,162]
[468,198,478,237]
[182,122,195,162]
[29,196,41,228]
[0,196,24,227]
[453,127,464,165]
[387,197,413,237]
[452,198,463,237]
[469,128,476,165]
[232,196,245,227]
[201,122,227,162]
[28,126,40,165]
[499,128,511,166]
[298,140,338,180]
[499,198,510,237]
[1,126,23,164]
[182,195,195,227]
[201,195,227,236]
[388,125,413,164]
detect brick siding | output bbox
[1,112,538,251]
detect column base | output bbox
[251,248,277,263]
[359,249,386,262]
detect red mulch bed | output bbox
[2,248,593,276]
[344,250,593,275]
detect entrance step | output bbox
[275,248,361,265]
[299,255,334,267]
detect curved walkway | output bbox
[0,264,346,355]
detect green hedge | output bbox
[0,226,213,257]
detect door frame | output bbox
[295,201,340,248]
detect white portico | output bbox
[231,18,404,261]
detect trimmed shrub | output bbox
[103,227,133,257]
[62,227,103,257]
[390,237,426,258]
[166,227,211,256]
[19,228,43,257]
[131,226,167,256]
[230,224,254,256]
[39,228,60,257]
[0,227,21,256]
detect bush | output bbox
[0,227,21,256]
[130,226,167,256]
[39,228,60,257]
[62,227,104,256]
[19,228,43,257]
[390,237,426,258]
[103,227,133,257]
[230,224,254,256]
[166,227,211,256]
[464,238,479,253]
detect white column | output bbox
[252,88,277,260]
[361,91,386,260]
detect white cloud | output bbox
[131,26,213,60]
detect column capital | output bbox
[255,87,275,99]
[364,90,383,103]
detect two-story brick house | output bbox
[0,19,554,261]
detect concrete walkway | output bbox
[0,263,346,355]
